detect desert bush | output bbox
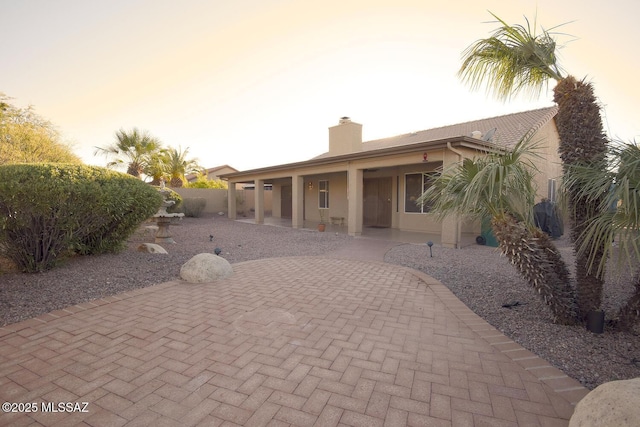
[181,198,207,217]
[0,163,162,272]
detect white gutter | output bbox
[446,141,465,159]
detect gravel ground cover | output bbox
[0,215,351,326]
[385,237,640,390]
[1,214,638,390]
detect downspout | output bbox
[447,142,464,248]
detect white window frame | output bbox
[318,180,329,209]
[404,172,432,213]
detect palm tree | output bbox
[418,139,577,324]
[458,12,609,321]
[165,146,200,188]
[94,128,163,178]
[565,142,640,330]
[144,149,169,186]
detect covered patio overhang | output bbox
[219,136,497,247]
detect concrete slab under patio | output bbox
[236,216,479,246]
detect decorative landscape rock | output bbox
[180,253,233,283]
[569,378,640,427]
[136,243,168,254]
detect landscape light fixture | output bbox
[427,241,433,257]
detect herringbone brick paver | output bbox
[0,255,585,426]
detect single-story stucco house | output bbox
[220,107,562,248]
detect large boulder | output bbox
[569,378,640,427]
[180,253,233,283]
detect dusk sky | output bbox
[2,0,638,171]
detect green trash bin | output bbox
[477,217,499,247]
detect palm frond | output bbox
[94,128,164,177]
[459,11,566,101]
[166,146,201,178]
[565,141,640,276]
[417,136,541,224]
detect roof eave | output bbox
[219,136,501,180]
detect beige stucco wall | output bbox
[174,188,272,215]
[529,121,563,203]
[304,172,348,222]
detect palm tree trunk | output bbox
[553,76,609,320]
[126,163,142,178]
[492,213,578,325]
[169,176,183,188]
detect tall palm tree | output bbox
[458,12,609,321]
[165,146,200,188]
[94,128,163,178]
[418,139,577,324]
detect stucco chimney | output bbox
[328,117,362,155]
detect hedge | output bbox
[0,163,162,272]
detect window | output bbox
[405,173,432,213]
[318,180,329,209]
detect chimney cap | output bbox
[339,117,351,124]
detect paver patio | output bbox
[0,251,588,426]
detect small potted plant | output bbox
[318,209,327,232]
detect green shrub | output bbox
[181,198,207,217]
[186,177,227,189]
[0,163,162,272]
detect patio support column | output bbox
[441,144,463,248]
[441,216,460,248]
[254,179,264,224]
[292,175,304,229]
[227,183,237,219]
[347,167,363,236]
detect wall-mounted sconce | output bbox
[423,152,428,162]
[308,181,313,190]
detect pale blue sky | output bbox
[2,0,638,171]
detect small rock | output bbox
[180,253,233,283]
[137,243,168,254]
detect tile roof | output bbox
[221,107,559,179]
[316,106,558,159]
